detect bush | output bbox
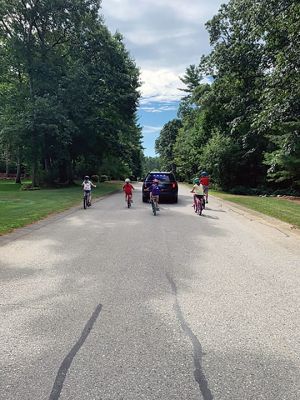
[227,185,300,196]
[100,175,108,182]
[21,183,40,191]
[229,186,254,195]
[91,175,99,183]
[273,188,300,196]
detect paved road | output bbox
[0,184,299,400]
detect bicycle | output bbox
[83,191,91,209]
[194,195,204,216]
[126,194,132,208]
[150,195,159,216]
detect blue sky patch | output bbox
[138,101,180,156]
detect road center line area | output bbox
[0,184,299,400]
[49,304,102,400]
[166,273,213,400]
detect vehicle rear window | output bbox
[146,173,175,182]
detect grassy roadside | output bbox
[211,190,300,228]
[0,180,120,235]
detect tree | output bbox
[253,1,300,189]
[0,0,142,185]
[155,119,182,172]
[142,156,161,176]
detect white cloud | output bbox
[140,69,185,104]
[140,107,162,113]
[141,103,179,113]
[101,0,225,102]
[143,125,163,134]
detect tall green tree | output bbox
[0,0,142,185]
[155,119,182,172]
[162,0,299,192]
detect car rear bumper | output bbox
[143,191,178,201]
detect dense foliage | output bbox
[0,0,142,185]
[142,155,161,177]
[156,0,300,193]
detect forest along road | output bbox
[0,183,299,400]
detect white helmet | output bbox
[125,178,130,183]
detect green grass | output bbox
[211,190,300,228]
[0,180,120,235]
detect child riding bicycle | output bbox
[191,178,205,212]
[82,176,96,206]
[147,178,160,210]
[199,171,210,203]
[123,178,134,204]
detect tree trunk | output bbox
[44,157,50,172]
[59,160,68,184]
[31,158,39,187]
[68,159,74,184]
[5,152,9,177]
[15,151,22,184]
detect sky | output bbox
[101,0,226,156]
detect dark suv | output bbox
[142,172,178,203]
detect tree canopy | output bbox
[0,0,143,185]
[156,0,300,193]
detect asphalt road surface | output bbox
[1,184,299,400]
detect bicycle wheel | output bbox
[199,198,203,215]
[199,201,203,215]
[195,198,202,215]
[83,195,87,209]
[127,197,131,208]
[151,199,156,216]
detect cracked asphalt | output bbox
[0,183,299,400]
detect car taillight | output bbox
[172,182,177,189]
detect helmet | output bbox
[125,178,130,183]
[84,175,89,180]
[193,178,200,184]
[153,179,159,183]
[201,171,208,177]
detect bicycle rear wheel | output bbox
[151,199,156,216]
[199,199,203,215]
[83,195,87,209]
[195,198,202,215]
[199,202,203,215]
[88,193,92,207]
[127,197,131,208]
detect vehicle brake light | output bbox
[172,183,177,188]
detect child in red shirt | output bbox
[200,172,210,203]
[123,178,134,204]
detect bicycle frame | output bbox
[150,196,159,215]
[194,195,203,215]
[83,191,91,209]
[126,193,132,208]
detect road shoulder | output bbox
[210,194,300,239]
